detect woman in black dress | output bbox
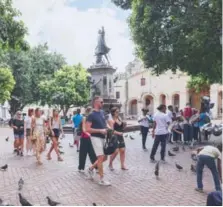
[107,107,127,171]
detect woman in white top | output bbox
[47,109,64,161]
[138,109,150,150]
[24,108,34,156]
[31,108,46,165]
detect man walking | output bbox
[86,96,111,186]
[150,104,170,163]
[72,109,83,151]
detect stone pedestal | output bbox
[88,63,122,113]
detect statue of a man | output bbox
[95,27,110,64]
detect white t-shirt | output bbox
[138,115,149,127]
[153,111,170,135]
[199,146,222,159]
[167,110,173,123]
[25,116,32,129]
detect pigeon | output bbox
[58,145,63,149]
[0,164,8,171]
[69,143,74,147]
[168,151,176,156]
[59,150,64,155]
[172,146,179,152]
[154,161,160,177]
[5,137,9,142]
[46,196,60,206]
[18,178,24,191]
[18,193,32,206]
[182,145,186,151]
[190,164,196,173]
[175,162,183,170]
[93,203,97,206]
[124,134,128,138]
[129,135,134,140]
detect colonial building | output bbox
[114,59,222,119]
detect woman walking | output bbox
[31,108,46,165]
[78,106,97,172]
[138,109,150,150]
[11,111,25,156]
[150,104,170,162]
[108,107,127,170]
[47,109,64,161]
[24,109,34,156]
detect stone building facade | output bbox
[114,59,222,119]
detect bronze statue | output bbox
[95,27,110,64]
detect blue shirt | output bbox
[72,114,83,128]
[198,113,207,127]
[86,110,106,139]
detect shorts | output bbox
[91,136,105,156]
[26,129,31,137]
[14,134,24,139]
[52,128,60,138]
[117,135,125,148]
[73,128,81,141]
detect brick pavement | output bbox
[0,127,216,206]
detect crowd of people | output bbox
[7,96,222,198]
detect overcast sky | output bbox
[13,0,135,71]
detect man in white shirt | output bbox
[138,109,150,150]
[194,144,222,192]
[150,104,170,162]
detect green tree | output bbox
[187,75,210,93]
[39,64,90,116]
[0,44,66,115]
[0,0,29,51]
[112,0,222,83]
[0,67,15,103]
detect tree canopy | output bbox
[39,64,90,116]
[112,0,222,83]
[0,0,29,51]
[0,45,66,115]
[0,67,15,104]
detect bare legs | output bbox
[89,155,107,180]
[26,136,32,154]
[47,137,63,161]
[109,148,127,170]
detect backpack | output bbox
[76,116,84,136]
[203,114,211,124]
[103,129,118,155]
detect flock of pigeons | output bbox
[0,131,196,206]
[153,144,197,179]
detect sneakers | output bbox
[195,188,204,193]
[150,158,156,163]
[87,168,94,179]
[78,169,85,173]
[160,159,166,164]
[98,179,111,186]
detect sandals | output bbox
[58,157,63,162]
[121,167,128,170]
[109,166,114,171]
[47,154,52,160]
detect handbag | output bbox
[103,129,118,155]
[31,130,38,141]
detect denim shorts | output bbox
[14,134,24,139]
